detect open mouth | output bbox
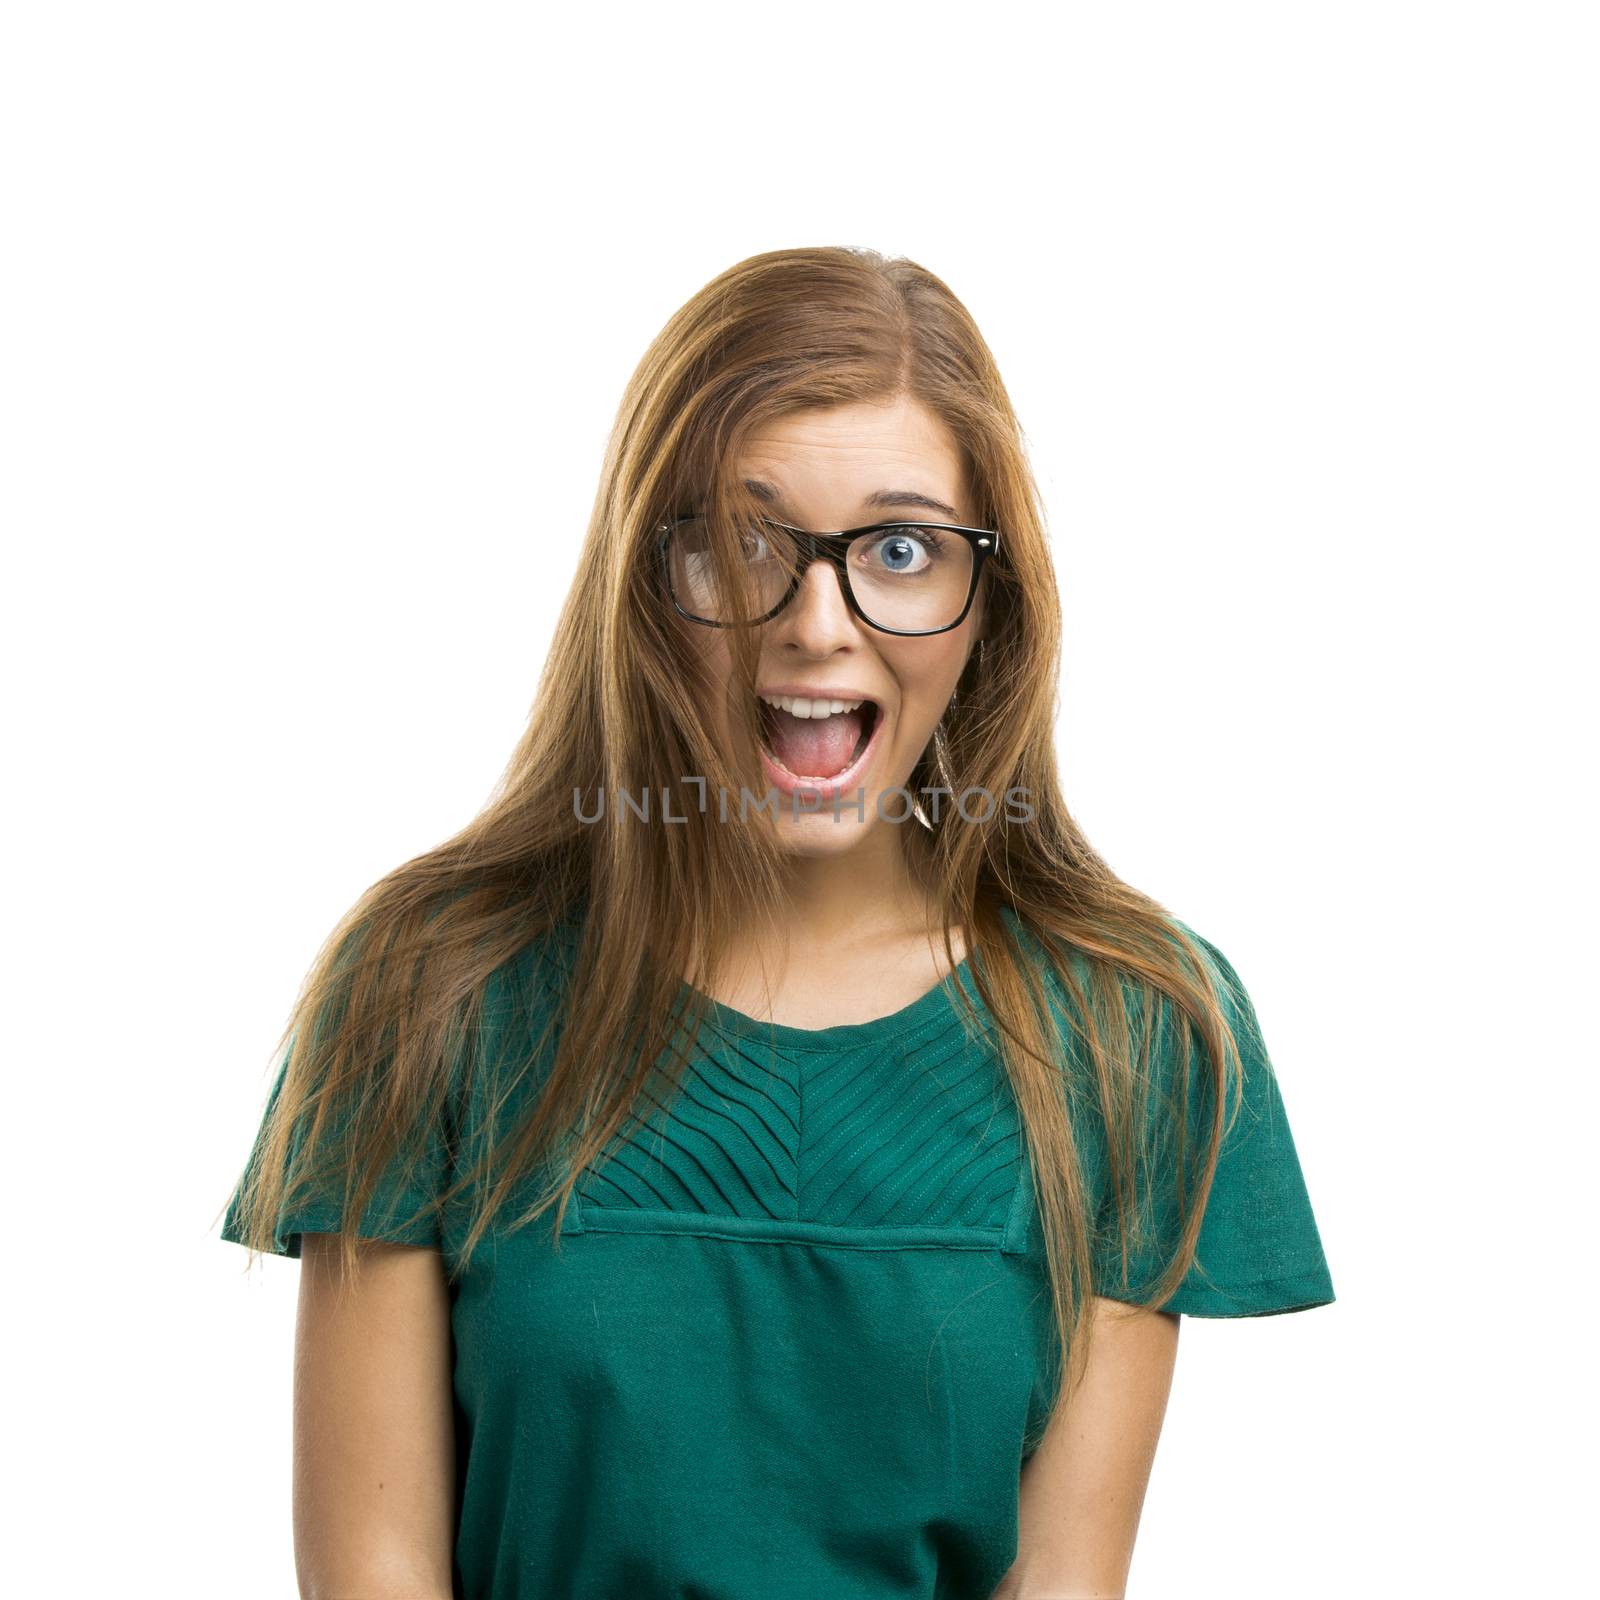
[756,693,881,783]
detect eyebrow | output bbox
[742,477,961,522]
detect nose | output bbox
[763,554,861,653]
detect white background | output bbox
[6,3,1594,1595]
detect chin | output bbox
[770,810,882,856]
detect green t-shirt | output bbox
[220,906,1334,1599]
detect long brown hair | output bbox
[220,245,1247,1436]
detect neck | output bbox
[762,824,949,953]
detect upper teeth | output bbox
[759,693,866,719]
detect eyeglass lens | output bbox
[666,517,976,632]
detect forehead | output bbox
[735,397,968,519]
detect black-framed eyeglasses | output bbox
[656,514,999,637]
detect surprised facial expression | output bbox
[672,393,989,857]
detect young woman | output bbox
[220,245,1335,1600]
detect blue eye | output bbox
[862,527,943,576]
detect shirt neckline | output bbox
[678,954,982,1053]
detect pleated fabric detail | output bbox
[572,983,1027,1248]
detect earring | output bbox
[951,639,982,712]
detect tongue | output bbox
[764,705,867,779]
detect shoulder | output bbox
[504,900,587,979]
[992,906,1264,1076]
[469,898,591,1070]
[1162,919,1265,1051]
[994,903,1239,1004]
[1166,918,1245,988]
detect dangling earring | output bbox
[950,638,983,714]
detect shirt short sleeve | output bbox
[1091,930,1336,1318]
[218,1044,453,1259]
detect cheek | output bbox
[883,648,968,749]
[675,622,728,693]
[894,691,951,752]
